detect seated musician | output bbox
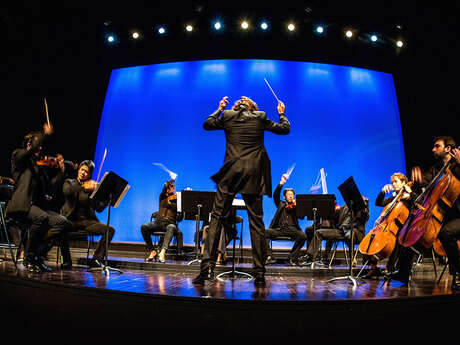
[265,173,307,266]
[391,136,460,289]
[6,124,72,272]
[303,196,369,265]
[61,160,115,268]
[141,179,183,263]
[363,172,415,278]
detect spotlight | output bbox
[132,31,140,39]
[186,25,193,32]
[158,26,166,35]
[241,21,249,30]
[396,40,404,47]
[370,34,378,42]
[287,23,295,32]
[214,21,222,30]
[107,35,115,43]
[345,30,353,38]
[315,25,324,34]
[260,21,269,30]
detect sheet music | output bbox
[176,191,245,212]
[320,168,328,194]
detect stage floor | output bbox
[0,249,456,301]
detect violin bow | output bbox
[44,97,51,127]
[96,148,107,183]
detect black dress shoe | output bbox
[24,258,41,273]
[265,256,277,265]
[388,270,409,284]
[36,260,52,272]
[192,271,214,285]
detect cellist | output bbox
[363,172,415,278]
[391,136,460,290]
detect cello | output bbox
[397,158,460,255]
[359,182,412,261]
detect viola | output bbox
[359,183,411,261]
[36,156,78,170]
[167,193,177,204]
[398,160,460,255]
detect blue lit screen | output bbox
[94,59,405,246]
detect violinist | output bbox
[391,136,460,289]
[6,124,72,272]
[140,178,183,263]
[61,160,115,269]
[363,173,415,278]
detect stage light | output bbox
[370,34,378,42]
[107,35,115,43]
[214,21,222,30]
[241,21,249,30]
[345,30,353,38]
[260,22,268,30]
[396,40,404,47]
[287,23,295,32]
[315,25,324,34]
[132,32,140,39]
[158,26,166,35]
[186,25,193,32]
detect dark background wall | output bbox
[1,1,459,179]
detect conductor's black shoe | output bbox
[192,271,214,285]
[36,260,52,273]
[265,256,277,265]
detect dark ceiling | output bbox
[1,1,459,178]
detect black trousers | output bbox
[200,182,267,277]
[70,218,115,261]
[437,216,460,274]
[24,205,72,263]
[141,219,183,253]
[306,227,363,261]
[265,226,306,260]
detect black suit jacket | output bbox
[203,108,290,196]
[60,179,101,220]
[6,133,65,216]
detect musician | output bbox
[141,179,183,263]
[391,136,460,289]
[6,124,72,272]
[364,172,415,278]
[61,160,115,268]
[265,173,307,266]
[303,196,369,264]
[193,96,290,285]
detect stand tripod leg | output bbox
[0,202,17,268]
[187,207,202,266]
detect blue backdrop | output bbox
[94,59,405,247]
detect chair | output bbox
[143,212,179,262]
[55,230,93,267]
[328,236,360,268]
[268,236,294,261]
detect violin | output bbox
[359,182,412,261]
[36,156,78,170]
[398,159,460,256]
[81,179,98,191]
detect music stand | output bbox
[179,190,215,265]
[328,176,366,287]
[89,171,130,275]
[296,194,336,268]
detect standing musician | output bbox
[6,124,72,272]
[141,178,183,263]
[363,172,415,278]
[61,160,115,268]
[391,136,460,289]
[265,173,307,266]
[193,96,290,285]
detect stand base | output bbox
[88,263,123,276]
[328,275,364,288]
[217,270,254,281]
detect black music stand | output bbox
[296,194,336,268]
[179,190,215,265]
[328,176,366,287]
[89,171,130,276]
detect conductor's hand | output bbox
[382,184,394,194]
[218,96,229,111]
[411,166,423,184]
[277,100,285,114]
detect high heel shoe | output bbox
[146,250,157,262]
[158,255,165,263]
